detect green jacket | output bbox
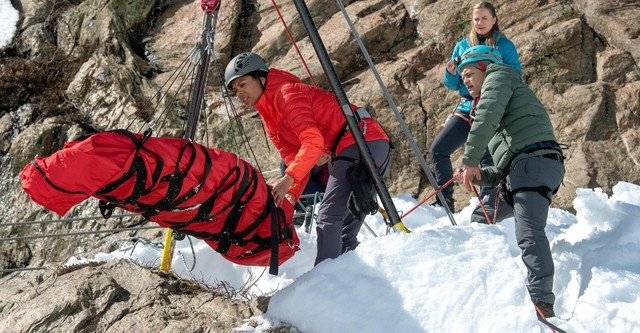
[462,63,558,186]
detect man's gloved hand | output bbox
[201,0,221,14]
[345,162,377,219]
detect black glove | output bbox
[345,162,377,218]
[498,180,514,208]
[348,194,366,221]
[172,230,186,241]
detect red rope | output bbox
[534,304,557,333]
[401,177,455,219]
[472,185,492,225]
[270,0,318,86]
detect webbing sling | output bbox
[268,191,279,275]
[167,162,288,274]
[142,143,213,217]
[96,129,164,218]
[330,121,349,158]
[164,164,244,232]
[165,162,265,249]
[329,107,370,158]
[235,190,288,275]
[215,162,258,254]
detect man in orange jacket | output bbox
[225,52,391,265]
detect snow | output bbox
[78,181,640,333]
[0,0,19,49]
[6,0,635,330]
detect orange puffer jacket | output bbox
[255,69,389,199]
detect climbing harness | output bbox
[498,141,565,208]
[471,140,567,224]
[329,107,371,159]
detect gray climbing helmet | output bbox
[224,52,269,90]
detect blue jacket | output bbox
[443,32,522,114]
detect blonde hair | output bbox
[468,2,500,47]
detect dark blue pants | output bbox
[430,113,494,200]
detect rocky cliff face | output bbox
[0,259,290,332]
[0,0,638,330]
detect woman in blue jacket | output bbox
[430,1,522,214]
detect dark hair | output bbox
[250,71,268,90]
[468,2,500,47]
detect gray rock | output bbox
[0,260,271,333]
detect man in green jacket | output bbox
[455,45,565,318]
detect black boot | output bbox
[535,302,555,318]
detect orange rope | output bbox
[401,177,455,219]
[270,0,318,86]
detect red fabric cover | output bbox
[201,0,220,14]
[20,131,299,267]
[255,68,389,199]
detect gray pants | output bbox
[314,140,390,266]
[508,156,564,304]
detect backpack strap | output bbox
[141,142,213,217]
[167,163,291,275]
[215,162,258,254]
[96,130,164,200]
[268,191,279,275]
[94,130,164,218]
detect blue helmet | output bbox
[456,45,503,74]
[224,52,269,90]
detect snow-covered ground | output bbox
[80,181,640,333]
[5,1,638,331]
